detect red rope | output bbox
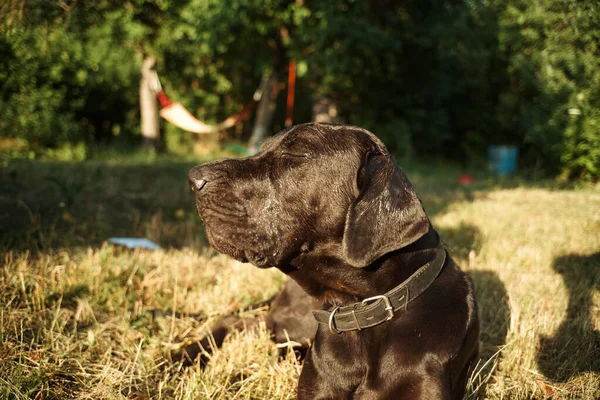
[285,60,296,127]
[156,91,173,108]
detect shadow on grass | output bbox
[438,223,482,261]
[0,158,212,253]
[537,252,600,382]
[468,270,510,397]
[1,154,567,255]
[437,223,510,397]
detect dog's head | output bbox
[188,123,429,270]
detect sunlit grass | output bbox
[436,188,600,399]
[1,158,599,399]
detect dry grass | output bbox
[436,188,600,399]
[1,157,599,399]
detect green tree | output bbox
[161,0,312,153]
[0,1,141,155]
[1,0,598,179]
[494,0,600,179]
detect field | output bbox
[1,154,599,399]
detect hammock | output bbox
[151,71,263,134]
[152,62,296,135]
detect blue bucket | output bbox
[488,145,518,176]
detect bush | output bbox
[1,0,598,179]
[0,14,140,157]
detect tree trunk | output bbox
[139,54,160,149]
[248,71,282,155]
[248,28,286,155]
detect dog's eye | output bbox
[280,152,308,159]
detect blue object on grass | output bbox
[488,145,518,176]
[108,238,161,250]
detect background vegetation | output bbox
[1,0,599,179]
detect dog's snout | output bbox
[188,168,208,193]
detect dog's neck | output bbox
[284,226,441,306]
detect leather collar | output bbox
[312,247,447,333]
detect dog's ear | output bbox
[342,152,430,268]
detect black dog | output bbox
[185,123,479,399]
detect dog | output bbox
[184,123,479,399]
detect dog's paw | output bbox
[171,342,210,368]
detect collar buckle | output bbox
[362,295,394,321]
[328,306,342,334]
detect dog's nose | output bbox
[188,168,208,193]
[191,178,207,192]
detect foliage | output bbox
[0,0,599,178]
[294,0,600,178]
[494,0,600,179]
